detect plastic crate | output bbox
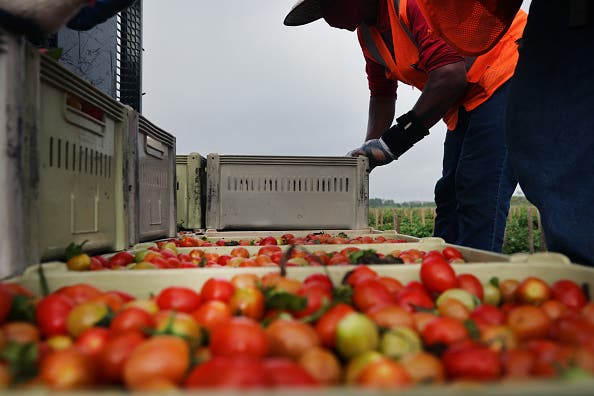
[127,110,176,244]
[205,154,369,230]
[0,30,39,278]
[176,153,206,231]
[35,54,129,260]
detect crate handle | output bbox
[145,136,165,159]
[63,94,106,136]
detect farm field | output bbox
[369,203,545,255]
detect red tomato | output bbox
[442,342,501,380]
[155,287,201,313]
[185,356,268,388]
[293,283,332,319]
[209,317,269,358]
[123,336,190,390]
[228,287,265,320]
[420,260,458,293]
[74,327,110,356]
[421,317,469,347]
[40,347,96,389]
[110,307,155,335]
[55,284,102,305]
[551,280,587,309]
[179,237,200,247]
[457,273,484,300]
[36,294,75,337]
[344,265,378,286]
[258,246,282,257]
[200,278,235,303]
[303,273,333,293]
[352,278,395,312]
[0,287,12,324]
[230,247,250,258]
[191,300,232,333]
[470,304,505,328]
[259,236,278,246]
[263,358,318,387]
[266,319,321,360]
[315,303,355,349]
[109,251,135,268]
[442,246,464,261]
[99,331,145,383]
[395,286,435,313]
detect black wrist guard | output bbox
[380,111,430,159]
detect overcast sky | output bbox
[142,1,531,203]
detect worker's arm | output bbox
[366,96,396,140]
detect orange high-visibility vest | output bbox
[357,0,527,130]
[416,0,523,56]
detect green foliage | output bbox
[369,205,545,255]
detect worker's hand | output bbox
[347,138,395,171]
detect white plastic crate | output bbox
[205,154,369,231]
[176,153,206,231]
[127,110,176,244]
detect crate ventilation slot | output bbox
[141,163,169,188]
[225,176,350,193]
[48,136,111,178]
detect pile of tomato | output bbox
[170,232,409,248]
[76,244,466,271]
[2,252,594,390]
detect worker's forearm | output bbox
[412,61,467,129]
[366,96,396,140]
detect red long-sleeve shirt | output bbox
[365,0,464,97]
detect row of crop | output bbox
[369,206,545,255]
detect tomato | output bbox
[230,247,250,258]
[456,274,484,300]
[356,358,412,388]
[376,276,404,296]
[90,291,126,312]
[500,348,536,379]
[2,321,40,343]
[352,278,394,312]
[437,298,470,321]
[470,304,505,328]
[551,279,588,309]
[89,257,107,270]
[230,273,260,289]
[0,283,34,298]
[365,304,413,329]
[185,356,268,388]
[66,254,91,271]
[258,245,282,257]
[327,253,350,266]
[263,358,319,387]
[499,278,520,303]
[66,301,110,337]
[395,285,434,313]
[506,304,552,340]
[259,236,278,246]
[191,300,232,333]
[442,246,464,261]
[99,331,145,383]
[344,266,378,286]
[123,336,190,390]
[421,317,469,347]
[40,347,96,389]
[266,319,321,360]
[0,286,12,324]
[55,284,102,305]
[303,273,333,292]
[155,287,201,313]
[154,311,202,346]
[36,294,75,337]
[210,316,269,358]
[442,342,501,380]
[179,237,200,247]
[401,352,445,384]
[293,283,331,319]
[298,347,342,385]
[110,307,154,335]
[420,259,458,293]
[200,278,235,302]
[228,286,265,320]
[74,327,110,356]
[109,251,135,268]
[315,303,355,349]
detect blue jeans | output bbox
[506,1,594,266]
[434,81,517,252]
